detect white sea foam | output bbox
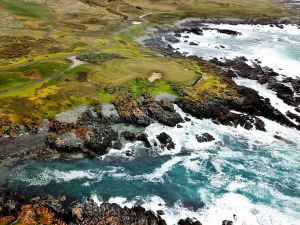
[13,166,125,186]
[234,76,300,119]
[102,193,300,225]
[14,169,100,186]
[172,24,300,78]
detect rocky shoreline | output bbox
[1,18,300,224]
[0,192,168,225]
[1,17,299,161]
[1,191,238,225]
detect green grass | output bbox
[118,25,145,42]
[129,78,178,96]
[0,0,54,19]
[88,57,196,86]
[98,89,115,103]
[0,72,30,91]
[0,60,70,92]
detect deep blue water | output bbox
[1,109,300,225]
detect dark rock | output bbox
[0,193,167,225]
[268,82,295,105]
[144,98,183,127]
[84,125,119,155]
[286,111,300,124]
[217,29,241,36]
[291,78,300,94]
[230,86,296,129]
[213,111,267,131]
[196,133,215,143]
[112,139,122,150]
[189,42,199,46]
[126,150,133,156]
[189,26,203,35]
[222,220,233,225]
[157,210,165,215]
[178,217,202,225]
[177,124,183,128]
[178,98,230,120]
[157,132,175,150]
[136,133,152,148]
[121,131,136,142]
[184,117,191,122]
[164,34,180,43]
[254,117,266,131]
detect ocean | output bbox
[1,24,300,225]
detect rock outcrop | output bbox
[0,193,167,225]
[157,132,175,150]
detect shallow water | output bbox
[1,24,300,225]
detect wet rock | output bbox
[157,132,175,150]
[178,217,202,225]
[189,42,198,46]
[222,220,233,225]
[178,98,230,120]
[196,133,215,143]
[136,133,152,148]
[49,125,118,156]
[230,86,296,129]
[216,29,241,36]
[121,131,136,142]
[126,150,133,156]
[112,139,122,150]
[84,125,119,155]
[286,111,300,124]
[69,200,167,225]
[268,82,295,105]
[157,210,164,215]
[121,131,151,148]
[254,117,266,131]
[184,117,191,122]
[143,98,183,127]
[164,34,180,43]
[0,194,167,225]
[213,112,266,131]
[291,78,300,94]
[189,26,203,35]
[273,135,295,145]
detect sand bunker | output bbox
[148,72,163,82]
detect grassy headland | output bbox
[0,0,295,127]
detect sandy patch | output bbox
[148,72,163,82]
